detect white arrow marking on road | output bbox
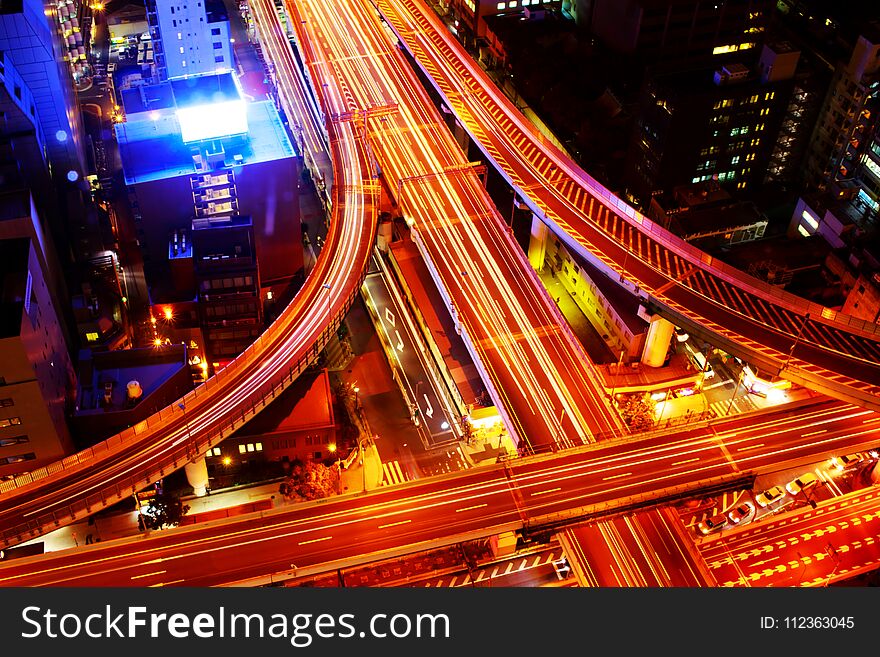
[423,394,434,418]
[384,307,395,327]
[395,329,404,351]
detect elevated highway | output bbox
[1,399,877,586]
[375,0,880,411]
[0,0,379,548]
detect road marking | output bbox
[456,503,487,513]
[394,329,404,351]
[672,458,699,466]
[736,443,764,451]
[530,487,561,496]
[802,430,825,437]
[298,536,332,546]
[149,579,184,587]
[378,519,412,529]
[131,570,166,580]
[602,472,633,481]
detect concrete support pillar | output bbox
[527,214,548,270]
[641,316,674,368]
[185,458,209,497]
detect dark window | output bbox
[211,27,221,35]
[0,452,35,465]
[0,436,28,448]
[13,85,21,100]
[0,399,12,407]
[213,41,222,49]
[214,55,224,63]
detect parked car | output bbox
[728,502,754,524]
[698,513,729,535]
[786,472,819,496]
[755,486,785,507]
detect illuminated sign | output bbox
[176,99,247,143]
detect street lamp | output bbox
[328,442,341,493]
[357,437,370,494]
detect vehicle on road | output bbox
[755,486,785,507]
[698,513,729,535]
[831,453,863,470]
[728,502,754,524]
[786,472,818,496]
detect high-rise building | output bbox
[192,214,262,366]
[0,0,87,181]
[804,28,880,219]
[115,72,301,304]
[147,0,234,80]
[0,235,75,477]
[625,42,820,203]
[587,0,773,65]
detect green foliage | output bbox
[279,460,338,501]
[140,494,190,530]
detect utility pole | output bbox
[779,312,810,376]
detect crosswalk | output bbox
[708,396,755,418]
[381,460,409,486]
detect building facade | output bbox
[147,0,234,80]
[192,214,262,366]
[588,0,772,64]
[804,30,880,220]
[0,0,87,180]
[0,237,75,477]
[625,43,816,203]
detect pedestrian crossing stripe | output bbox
[709,397,752,418]
[381,460,408,486]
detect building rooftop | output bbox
[170,72,239,109]
[75,344,189,414]
[116,99,295,185]
[673,201,766,238]
[205,0,229,24]
[120,82,175,115]
[0,237,28,339]
[234,370,335,438]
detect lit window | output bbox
[496,1,504,7]
[508,1,517,7]
[238,444,246,454]
[86,332,99,342]
[801,210,819,231]
[246,443,255,452]
[731,155,740,165]
[255,443,263,451]
[179,46,184,53]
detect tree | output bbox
[618,394,656,432]
[279,460,338,502]
[140,494,190,530]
